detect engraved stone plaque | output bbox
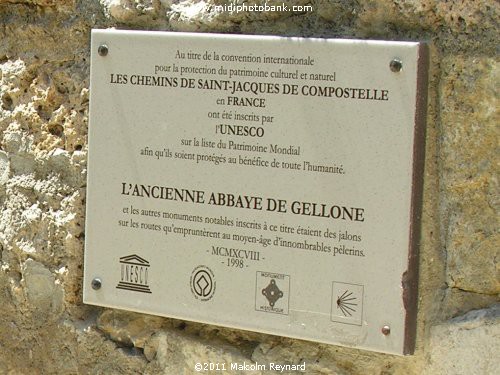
[84,30,428,355]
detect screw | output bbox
[98,44,108,56]
[382,325,391,335]
[390,59,402,72]
[91,278,102,290]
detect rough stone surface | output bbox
[0,0,498,373]
[98,309,166,348]
[144,330,259,374]
[424,304,500,375]
[439,56,499,296]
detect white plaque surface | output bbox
[84,30,428,355]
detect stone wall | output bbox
[0,1,498,374]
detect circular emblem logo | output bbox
[190,265,216,301]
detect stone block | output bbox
[424,304,500,375]
[21,259,64,325]
[439,56,499,295]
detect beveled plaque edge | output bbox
[403,41,430,355]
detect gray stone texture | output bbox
[0,0,498,373]
[424,304,500,375]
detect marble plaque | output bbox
[84,29,428,355]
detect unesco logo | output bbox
[190,265,215,301]
[116,254,152,294]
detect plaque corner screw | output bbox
[382,325,391,335]
[390,59,403,72]
[91,277,102,290]
[98,44,109,57]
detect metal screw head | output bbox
[98,44,108,56]
[382,325,391,335]
[390,59,402,72]
[91,278,102,290]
